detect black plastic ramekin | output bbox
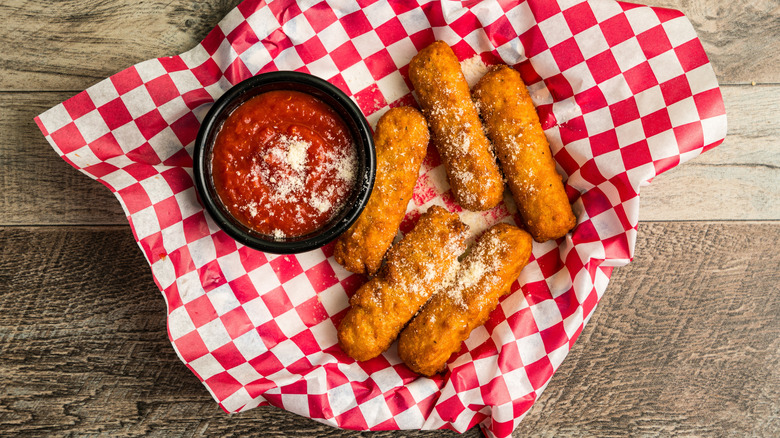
[193,71,376,254]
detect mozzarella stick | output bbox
[398,223,533,376]
[409,41,504,211]
[338,206,468,361]
[334,107,430,275]
[473,65,576,242]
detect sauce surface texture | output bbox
[211,90,357,238]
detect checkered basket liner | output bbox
[35,0,726,436]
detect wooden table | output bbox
[2,1,778,436]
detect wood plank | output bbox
[3,85,777,225]
[0,223,778,436]
[0,0,777,92]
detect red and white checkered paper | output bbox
[36,0,726,436]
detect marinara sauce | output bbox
[211,90,357,239]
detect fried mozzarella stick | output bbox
[409,41,504,211]
[334,107,430,275]
[473,65,576,242]
[398,223,533,376]
[338,206,468,361]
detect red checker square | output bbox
[612,201,633,230]
[98,98,133,130]
[694,88,726,120]
[238,246,268,272]
[63,91,96,119]
[267,0,300,20]
[330,41,362,71]
[554,289,580,321]
[89,133,123,161]
[191,57,222,87]
[162,148,193,168]
[127,142,162,165]
[538,250,564,278]
[159,56,187,72]
[587,49,621,84]
[524,355,553,390]
[175,329,210,362]
[325,364,349,389]
[295,296,329,328]
[518,25,549,58]
[138,231,162,264]
[211,341,245,369]
[365,49,396,81]
[327,73,349,95]
[435,394,466,423]
[84,162,119,179]
[507,307,539,339]
[559,116,588,144]
[302,3,337,32]
[201,26,226,56]
[375,16,407,46]
[653,155,680,176]
[185,295,219,328]
[655,6,684,22]
[590,129,619,156]
[153,196,183,229]
[170,111,200,146]
[205,371,243,401]
[182,88,213,110]
[354,84,386,115]
[340,273,367,297]
[603,232,631,260]
[357,355,392,377]
[212,230,238,258]
[609,97,640,127]
[546,73,574,101]
[384,386,415,415]
[481,376,511,406]
[599,13,633,46]
[673,122,705,154]
[553,146,578,175]
[110,66,144,95]
[256,321,286,350]
[581,287,599,318]
[470,337,498,361]
[568,323,585,348]
[220,306,253,339]
[574,86,608,114]
[291,329,321,355]
[168,246,196,277]
[640,109,673,138]
[517,60,542,86]
[262,29,293,59]
[551,38,585,72]
[225,58,252,86]
[390,0,418,14]
[675,39,710,72]
[450,11,480,39]
[497,341,523,374]
[374,418,399,431]
[624,61,658,94]
[528,0,561,22]
[564,250,586,276]
[424,1,446,27]
[270,255,303,283]
[122,164,158,184]
[340,10,372,38]
[409,28,436,52]
[412,172,439,206]
[580,187,612,218]
[295,36,327,63]
[562,2,598,35]
[228,275,260,304]
[164,283,183,311]
[227,21,260,55]
[660,75,693,106]
[449,362,479,392]
[117,183,152,215]
[145,74,180,107]
[260,286,294,317]
[492,419,517,438]
[320,241,335,259]
[286,357,313,376]
[160,167,194,194]
[579,160,607,186]
[135,109,168,140]
[523,279,553,306]
[335,406,369,430]
[182,212,211,243]
[637,25,673,59]
[305,260,338,293]
[421,143,441,170]
[571,218,600,244]
[484,14,514,48]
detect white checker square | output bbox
[177,271,205,303]
[386,37,417,68]
[353,31,385,58]
[702,115,727,146]
[490,320,514,346]
[562,61,597,93]
[614,119,645,146]
[563,308,584,339]
[273,46,305,71]
[158,96,187,125]
[574,25,610,60]
[590,0,623,22]
[169,69,201,95]
[319,284,349,316]
[218,6,245,35]
[232,327,267,360]
[240,44,273,75]
[182,44,210,69]
[112,121,146,152]
[228,362,264,386]
[359,395,393,428]
[547,343,569,370]
[376,70,409,104]
[611,37,644,72]
[103,168,135,193]
[150,255,176,289]
[197,318,233,351]
[280,393,310,417]
[188,236,217,268]
[162,221,187,252]
[295,249,326,271]
[369,366,404,394]
[246,5,278,40]
[537,12,572,48]
[138,174,174,204]
[516,332,545,365]
[397,7,430,35]
[546,269,574,299]
[175,188,203,220]
[363,1,396,28]
[625,162,655,192]
[327,383,358,416]
[499,288,529,317]
[306,55,340,80]
[471,0,504,25]
[503,367,534,399]
[283,12,316,45]
[625,7,661,35]
[318,21,350,52]
[247,263,281,295]
[529,299,563,331]
[472,356,499,386]
[217,252,247,282]
[275,309,306,338]
[463,325,490,350]
[686,64,719,95]
[38,104,72,134]
[593,149,626,182]
[135,58,167,83]
[131,205,161,240]
[432,26,461,47]
[529,50,560,81]
[243,297,274,327]
[648,50,685,83]
[496,39,526,65]
[599,74,634,104]
[66,145,100,169]
[341,61,374,94]
[647,130,679,161]
[207,284,241,316]
[441,1,469,22]
[149,127,184,161]
[634,85,665,117]
[273,338,306,367]
[120,86,157,119]
[73,109,110,143]
[391,406,425,429]
[328,0,360,18]
[505,1,536,35]
[283,274,317,307]
[87,79,121,107]
[188,353,224,380]
[581,106,613,135]
[213,40,238,72]
[310,319,337,349]
[663,16,698,47]
[667,97,700,128]
[221,388,252,413]
[168,305,197,340]
[464,28,492,54]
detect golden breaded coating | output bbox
[398,223,533,376]
[409,41,504,211]
[338,206,468,362]
[473,65,576,242]
[334,107,430,275]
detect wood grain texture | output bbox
[0,223,777,436]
